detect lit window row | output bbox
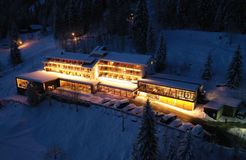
[138,82,196,102]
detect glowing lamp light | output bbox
[71,32,75,36]
[17,40,23,46]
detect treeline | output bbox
[155,0,246,33]
[0,0,37,38]
[53,0,136,40]
[0,0,245,39]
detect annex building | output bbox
[16,46,203,111]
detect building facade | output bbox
[16,46,203,111]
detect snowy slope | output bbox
[0,101,245,160]
[0,34,61,98]
[0,31,246,159]
[163,30,246,90]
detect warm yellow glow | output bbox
[40,70,95,84]
[159,96,194,111]
[16,78,28,89]
[98,64,142,72]
[95,64,99,78]
[18,41,30,49]
[44,61,82,67]
[136,95,204,118]
[99,77,138,91]
[97,60,143,81]
[99,70,141,77]
[44,61,92,78]
[18,40,23,45]
[139,91,147,97]
[138,91,194,111]
[60,80,92,94]
[138,81,196,102]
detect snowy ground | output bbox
[0,100,245,160]
[163,30,246,92]
[0,30,246,159]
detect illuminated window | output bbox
[17,78,28,89]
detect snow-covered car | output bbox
[113,99,129,109]
[100,98,111,104]
[155,112,165,118]
[236,110,246,119]
[160,113,177,124]
[191,124,204,137]
[129,107,144,115]
[169,119,182,128]
[122,104,137,112]
[103,99,117,107]
[179,122,193,131]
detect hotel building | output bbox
[16,46,203,111]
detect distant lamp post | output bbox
[71,32,76,52]
[17,39,23,46]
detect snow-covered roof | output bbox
[58,73,99,86]
[101,52,152,66]
[149,73,204,85]
[204,97,242,110]
[46,52,95,64]
[139,77,200,92]
[17,71,58,83]
[90,46,107,56]
[17,70,99,85]
[216,97,242,108]
[203,101,223,110]
[99,77,138,91]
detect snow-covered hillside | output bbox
[163,30,246,89]
[0,30,246,159]
[1,101,245,160]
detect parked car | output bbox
[129,107,144,115]
[101,98,111,104]
[113,99,129,109]
[236,110,246,119]
[179,122,193,131]
[169,119,182,128]
[122,104,137,112]
[104,99,117,107]
[191,124,204,137]
[155,112,165,118]
[160,113,177,124]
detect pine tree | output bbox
[227,45,243,88]
[9,22,22,66]
[131,100,158,160]
[197,0,215,30]
[65,0,82,34]
[176,131,193,160]
[202,54,213,80]
[154,33,167,72]
[79,0,92,34]
[27,82,40,106]
[164,131,181,160]
[146,23,156,53]
[166,138,177,160]
[54,0,66,40]
[132,0,149,54]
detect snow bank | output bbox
[0,101,245,160]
